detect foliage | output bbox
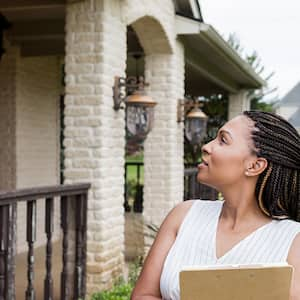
[184,95,228,164]
[91,259,143,300]
[126,178,138,201]
[90,281,132,300]
[126,131,145,156]
[125,155,144,212]
[128,257,143,286]
[227,33,278,109]
[145,223,160,240]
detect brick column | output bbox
[143,41,185,230]
[64,0,126,294]
[228,90,249,120]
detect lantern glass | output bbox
[126,104,154,138]
[185,117,207,145]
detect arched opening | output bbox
[124,16,172,260]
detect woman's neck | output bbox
[220,186,271,229]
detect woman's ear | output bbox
[245,157,268,177]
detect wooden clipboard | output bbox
[180,264,293,300]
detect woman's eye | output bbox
[220,136,226,144]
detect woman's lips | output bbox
[198,162,208,168]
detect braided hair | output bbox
[243,111,300,221]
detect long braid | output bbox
[243,111,300,221]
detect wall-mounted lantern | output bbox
[178,98,208,145]
[113,76,157,139]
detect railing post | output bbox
[60,196,69,300]
[81,192,88,297]
[0,183,90,300]
[124,163,130,212]
[0,206,8,300]
[26,200,37,300]
[74,193,87,299]
[6,203,16,300]
[44,197,54,300]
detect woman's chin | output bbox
[197,174,208,185]
[197,174,217,189]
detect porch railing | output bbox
[184,167,218,200]
[0,183,90,300]
[124,162,218,209]
[124,162,144,213]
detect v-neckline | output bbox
[213,201,274,262]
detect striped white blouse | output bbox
[160,200,300,300]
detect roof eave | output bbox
[175,15,266,91]
[201,24,266,88]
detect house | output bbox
[0,0,264,296]
[276,82,300,132]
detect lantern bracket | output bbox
[113,76,149,110]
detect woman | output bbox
[131,111,300,300]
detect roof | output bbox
[173,0,203,21]
[175,15,265,94]
[280,82,300,106]
[288,108,300,128]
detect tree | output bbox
[227,33,278,111]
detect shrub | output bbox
[91,259,143,300]
[90,282,133,300]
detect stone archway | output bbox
[125,14,185,252]
[124,15,174,259]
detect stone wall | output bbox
[125,212,144,260]
[0,45,17,190]
[15,55,62,252]
[64,0,126,293]
[228,90,250,120]
[143,42,185,228]
[64,0,185,294]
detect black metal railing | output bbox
[124,162,218,210]
[124,162,144,213]
[184,167,218,200]
[0,183,90,300]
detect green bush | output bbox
[91,259,143,300]
[90,282,133,300]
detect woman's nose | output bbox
[201,141,211,155]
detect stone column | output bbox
[0,41,18,300]
[0,42,18,190]
[228,90,249,120]
[143,41,185,232]
[64,0,126,294]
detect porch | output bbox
[0,0,264,296]
[15,241,61,300]
[0,183,90,299]
[1,166,213,299]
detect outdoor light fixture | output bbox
[113,76,157,139]
[178,98,208,145]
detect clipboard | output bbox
[180,263,293,300]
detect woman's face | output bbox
[198,115,256,189]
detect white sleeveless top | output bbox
[160,200,300,300]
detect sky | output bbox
[200,0,300,100]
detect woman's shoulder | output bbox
[174,199,222,214]
[171,200,222,232]
[287,231,300,268]
[274,218,300,231]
